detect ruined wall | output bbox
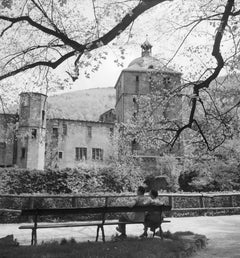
[45,118,114,169]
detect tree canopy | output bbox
[1,0,240,150]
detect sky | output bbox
[68,50,137,91]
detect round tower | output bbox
[17,92,47,170]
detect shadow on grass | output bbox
[0,232,207,258]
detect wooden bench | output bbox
[19,205,171,245]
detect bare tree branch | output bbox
[0,51,75,81]
[0,0,171,81]
[171,0,235,149]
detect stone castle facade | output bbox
[0,41,182,170]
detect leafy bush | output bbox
[0,163,143,195]
[179,161,240,192]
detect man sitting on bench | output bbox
[140,189,164,238]
[116,186,150,238]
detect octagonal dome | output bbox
[125,39,180,74]
[128,55,165,69]
[125,55,179,74]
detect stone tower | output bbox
[114,39,182,163]
[16,92,47,170]
[115,39,181,124]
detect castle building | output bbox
[0,40,181,170]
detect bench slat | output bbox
[21,205,172,216]
[19,221,103,229]
[19,219,171,229]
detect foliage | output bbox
[105,124,145,192]
[0,163,143,195]
[178,139,240,192]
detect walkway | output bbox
[1,215,240,258]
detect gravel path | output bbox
[1,215,240,257]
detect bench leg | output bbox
[96,225,100,242]
[101,225,105,242]
[96,225,105,242]
[31,228,37,245]
[152,228,156,238]
[159,225,163,240]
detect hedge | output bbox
[0,165,144,195]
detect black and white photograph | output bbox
[0,0,240,257]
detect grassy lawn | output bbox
[0,232,206,258]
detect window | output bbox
[31,129,37,138]
[75,147,87,161]
[92,148,103,161]
[87,126,92,138]
[21,147,26,159]
[63,124,67,135]
[163,77,171,85]
[42,110,45,123]
[0,142,6,149]
[109,127,114,136]
[131,139,139,153]
[21,96,29,107]
[133,97,138,110]
[136,76,139,93]
[52,128,58,138]
[58,152,63,159]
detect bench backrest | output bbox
[21,205,172,216]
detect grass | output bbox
[0,232,204,258]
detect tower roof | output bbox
[141,39,152,57]
[125,39,180,74]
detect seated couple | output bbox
[116,186,164,238]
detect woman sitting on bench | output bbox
[116,186,150,238]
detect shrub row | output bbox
[0,165,143,195]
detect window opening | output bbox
[92,148,103,161]
[136,75,139,93]
[163,77,171,85]
[109,127,114,136]
[63,124,67,135]
[58,152,63,159]
[52,128,58,138]
[42,110,45,124]
[75,147,87,160]
[87,126,92,138]
[21,96,29,107]
[21,147,26,159]
[0,142,6,149]
[31,129,37,138]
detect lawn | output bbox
[0,232,207,258]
